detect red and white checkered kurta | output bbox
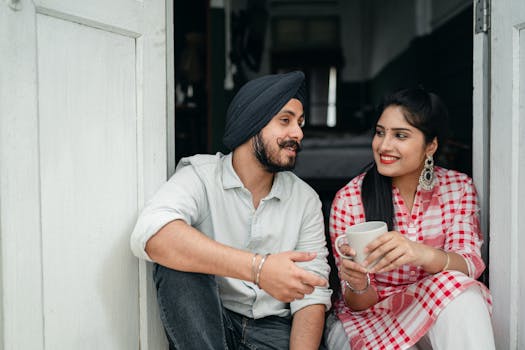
[329,167,492,350]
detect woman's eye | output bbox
[396,133,408,139]
[299,119,305,128]
[280,118,289,124]
[375,130,385,136]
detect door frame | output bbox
[167,0,176,178]
[475,0,525,348]
[136,1,176,349]
[472,0,491,284]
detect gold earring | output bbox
[419,154,435,190]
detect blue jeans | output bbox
[153,264,293,350]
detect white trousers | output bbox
[324,285,495,350]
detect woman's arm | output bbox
[339,256,379,311]
[329,182,380,311]
[365,233,469,275]
[443,177,486,278]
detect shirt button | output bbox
[410,271,416,275]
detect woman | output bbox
[325,88,495,350]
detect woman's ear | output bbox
[426,137,438,157]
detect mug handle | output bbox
[334,235,353,260]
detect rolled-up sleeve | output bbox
[291,194,333,314]
[444,178,485,279]
[130,165,207,261]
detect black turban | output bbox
[223,71,307,150]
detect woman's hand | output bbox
[338,244,369,291]
[364,230,432,273]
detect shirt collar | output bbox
[267,173,287,201]
[221,153,287,201]
[222,153,243,189]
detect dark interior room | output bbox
[173,0,475,293]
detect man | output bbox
[130,71,332,349]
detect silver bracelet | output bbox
[440,249,450,272]
[255,253,270,288]
[344,273,370,294]
[251,253,259,284]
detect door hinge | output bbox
[475,0,490,34]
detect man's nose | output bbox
[289,123,303,141]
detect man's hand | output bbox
[257,251,328,302]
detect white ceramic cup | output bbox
[334,221,387,267]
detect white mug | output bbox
[334,221,387,267]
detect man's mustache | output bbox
[277,138,302,153]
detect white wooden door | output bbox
[0,1,168,349]
[483,0,525,348]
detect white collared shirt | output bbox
[130,152,332,318]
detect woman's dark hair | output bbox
[361,87,450,230]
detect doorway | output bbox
[172,0,480,288]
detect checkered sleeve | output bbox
[444,177,485,279]
[329,175,371,294]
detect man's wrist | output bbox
[255,253,270,288]
[251,253,260,283]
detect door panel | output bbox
[35,0,144,34]
[488,0,525,348]
[0,1,167,349]
[38,14,139,349]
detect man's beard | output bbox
[253,132,302,173]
